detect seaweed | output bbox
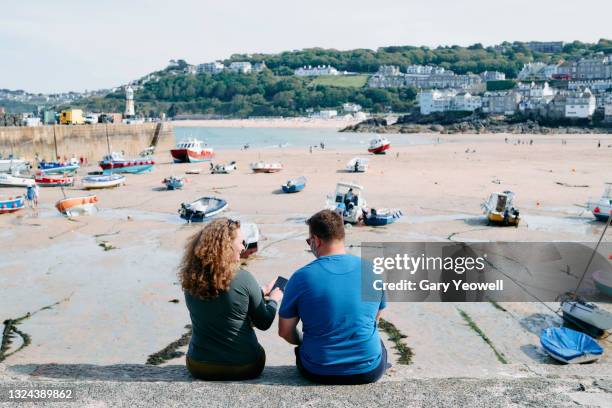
[458,308,508,364]
[378,318,413,365]
[146,325,192,365]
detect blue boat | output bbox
[0,195,25,214]
[363,209,403,226]
[179,197,227,222]
[99,152,155,175]
[540,327,603,364]
[282,176,306,193]
[164,176,184,190]
[38,159,80,174]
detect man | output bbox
[278,210,387,384]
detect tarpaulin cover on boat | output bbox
[540,327,603,363]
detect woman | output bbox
[179,218,282,380]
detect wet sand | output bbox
[1,132,611,381]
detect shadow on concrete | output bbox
[9,364,310,385]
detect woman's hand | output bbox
[261,278,277,296]
[268,288,283,303]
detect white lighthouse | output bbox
[124,85,135,118]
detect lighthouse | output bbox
[124,85,135,118]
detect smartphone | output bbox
[272,276,288,292]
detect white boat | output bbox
[212,161,237,174]
[586,182,612,222]
[0,173,35,188]
[250,161,282,173]
[0,158,28,174]
[325,181,367,224]
[171,139,214,163]
[56,195,98,217]
[81,174,126,189]
[346,157,369,173]
[561,299,612,332]
[368,136,391,154]
[481,191,520,226]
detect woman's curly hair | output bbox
[179,218,241,299]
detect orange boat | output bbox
[56,195,98,216]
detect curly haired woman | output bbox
[179,218,283,380]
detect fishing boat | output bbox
[99,151,155,174]
[0,173,35,188]
[282,176,306,193]
[0,196,25,214]
[326,182,367,224]
[540,327,603,364]
[586,183,612,222]
[179,197,228,222]
[38,158,80,174]
[368,136,391,154]
[241,222,260,258]
[481,191,520,226]
[81,174,126,190]
[163,176,184,190]
[34,173,75,187]
[211,161,237,174]
[55,195,98,216]
[561,298,612,334]
[346,157,369,173]
[250,161,282,173]
[362,208,403,226]
[171,139,214,163]
[0,158,28,173]
[593,270,612,298]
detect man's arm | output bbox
[278,317,302,345]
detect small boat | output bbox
[0,195,25,214]
[211,161,237,174]
[363,208,403,226]
[81,174,126,190]
[481,191,520,226]
[179,197,228,222]
[0,173,35,188]
[326,181,367,224]
[586,183,612,222]
[34,174,75,187]
[163,176,184,190]
[368,136,391,154]
[55,195,98,216]
[593,270,612,298]
[99,151,155,174]
[540,327,603,364]
[250,161,282,173]
[241,222,260,258]
[171,138,214,163]
[282,176,306,193]
[0,158,28,174]
[185,168,202,175]
[38,158,80,174]
[346,157,369,173]
[561,299,612,333]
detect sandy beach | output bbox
[1,132,612,405]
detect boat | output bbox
[81,174,126,190]
[250,161,282,173]
[346,157,369,173]
[185,168,202,175]
[481,191,520,226]
[561,298,612,333]
[241,222,260,258]
[0,158,28,174]
[55,195,98,216]
[593,270,612,298]
[34,173,75,187]
[282,176,306,193]
[99,151,155,174]
[211,161,237,174]
[363,208,403,226]
[586,183,612,222]
[179,197,228,222]
[171,139,214,163]
[0,173,35,188]
[0,196,25,214]
[368,136,391,154]
[540,327,603,364]
[163,176,184,190]
[38,158,80,174]
[325,181,367,224]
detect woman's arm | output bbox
[245,272,278,330]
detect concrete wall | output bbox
[0,122,175,162]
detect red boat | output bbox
[171,139,214,163]
[35,173,75,187]
[368,137,391,154]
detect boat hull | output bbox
[368,143,390,154]
[0,175,35,188]
[179,197,227,222]
[35,175,75,187]
[282,184,305,193]
[252,168,282,173]
[486,212,520,226]
[56,195,98,216]
[364,210,403,226]
[100,160,155,174]
[82,175,126,189]
[39,165,79,175]
[0,196,25,214]
[171,148,214,163]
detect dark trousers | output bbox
[294,341,387,385]
[186,346,266,381]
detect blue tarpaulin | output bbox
[540,327,603,363]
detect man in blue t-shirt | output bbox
[278,209,387,384]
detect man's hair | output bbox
[306,210,345,241]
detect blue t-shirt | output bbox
[279,254,386,375]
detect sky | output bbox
[1,0,611,93]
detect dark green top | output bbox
[184,269,277,364]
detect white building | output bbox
[517,63,560,80]
[229,62,252,74]
[565,89,596,118]
[480,71,506,81]
[418,90,481,114]
[342,103,362,113]
[198,62,225,74]
[294,65,340,76]
[482,91,521,115]
[310,109,338,119]
[377,65,402,76]
[405,65,445,75]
